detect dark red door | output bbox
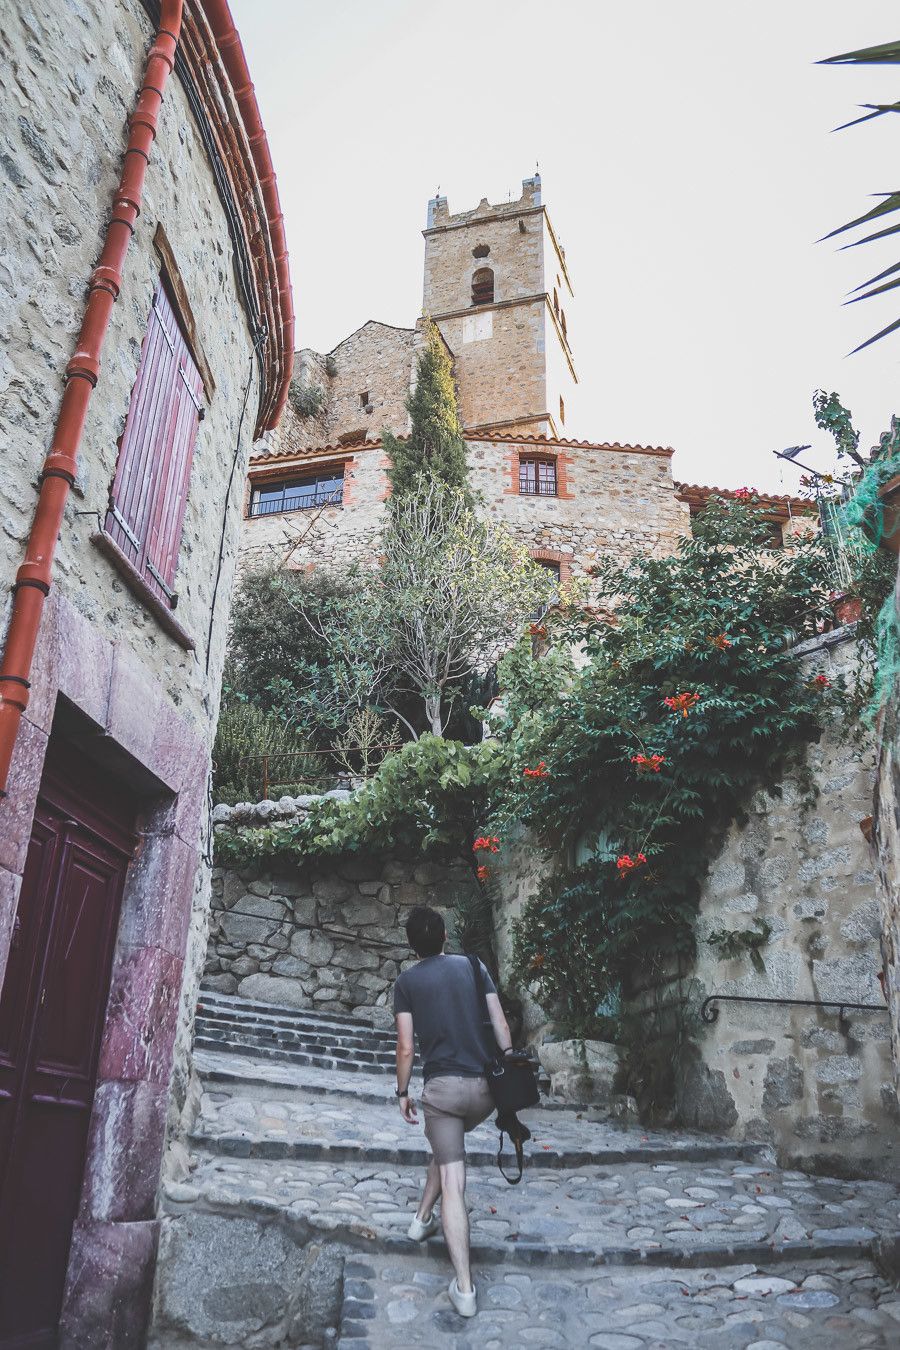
[0,741,137,1347]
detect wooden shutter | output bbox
[105,281,204,607]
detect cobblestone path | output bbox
[160,996,900,1348]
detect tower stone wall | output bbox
[423,176,576,437]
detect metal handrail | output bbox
[700,993,886,1025]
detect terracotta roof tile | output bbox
[251,431,675,467]
[675,482,817,515]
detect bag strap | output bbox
[496,1128,525,1185]
[467,953,498,1053]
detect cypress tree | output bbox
[384,319,470,501]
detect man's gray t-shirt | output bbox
[393,954,497,1082]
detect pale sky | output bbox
[232,1,900,493]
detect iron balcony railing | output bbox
[249,486,343,517]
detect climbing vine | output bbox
[489,496,842,1029]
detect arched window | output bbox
[471,267,494,306]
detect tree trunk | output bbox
[425,694,443,737]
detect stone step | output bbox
[195,1048,557,1112]
[336,1251,900,1349]
[193,1033,399,1075]
[196,997,399,1046]
[194,1087,769,1171]
[198,988,380,1031]
[165,1151,899,1274]
[195,1021,401,1066]
[196,1008,399,1052]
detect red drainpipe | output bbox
[0,1,184,795]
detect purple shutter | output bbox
[105,282,203,606]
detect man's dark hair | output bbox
[406,905,446,958]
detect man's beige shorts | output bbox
[421,1074,494,1165]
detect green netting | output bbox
[839,447,900,722]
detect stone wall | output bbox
[0,1,277,1337]
[423,177,575,437]
[240,435,689,585]
[681,633,895,1180]
[873,565,900,1109]
[207,797,479,1021]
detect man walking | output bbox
[393,905,514,1318]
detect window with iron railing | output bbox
[519,457,558,496]
[250,469,344,517]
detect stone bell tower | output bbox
[422,174,577,438]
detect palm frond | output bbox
[820,40,900,66]
[823,38,900,351]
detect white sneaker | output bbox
[407,1211,438,1241]
[448,1277,477,1317]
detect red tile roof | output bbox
[675,482,817,515]
[251,431,674,468]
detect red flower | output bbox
[473,835,500,853]
[476,864,489,882]
[529,952,545,971]
[709,633,732,651]
[616,852,648,876]
[528,623,547,638]
[664,692,700,718]
[733,487,753,500]
[810,674,830,690]
[631,754,665,774]
[523,761,550,779]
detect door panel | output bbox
[0,742,137,1347]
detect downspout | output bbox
[0,0,184,795]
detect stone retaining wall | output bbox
[489,632,897,1178]
[207,798,478,1021]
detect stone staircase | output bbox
[194,989,404,1075]
[150,992,900,1348]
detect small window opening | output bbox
[359,391,371,410]
[532,559,561,619]
[472,243,490,259]
[471,267,494,306]
[519,457,558,496]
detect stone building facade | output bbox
[682,633,895,1181]
[240,178,818,590]
[0,2,291,1343]
[240,430,689,583]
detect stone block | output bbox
[228,956,259,978]
[291,896,318,925]
[202,973,238,994]
[98,945,182,1086]
[62,1218,159,1349]
[763,1056,804,1110]
[271,955,310,979]
[151,1212,312,1344]
[289,930,334,965]
[237,974,311,1009]
[311,875,353,902]
[815,1054,862,1085]
[331,944,380,971]
[381,860,408,883]
[78,1080,168,1223]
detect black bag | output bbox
[468,954,540,1183]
